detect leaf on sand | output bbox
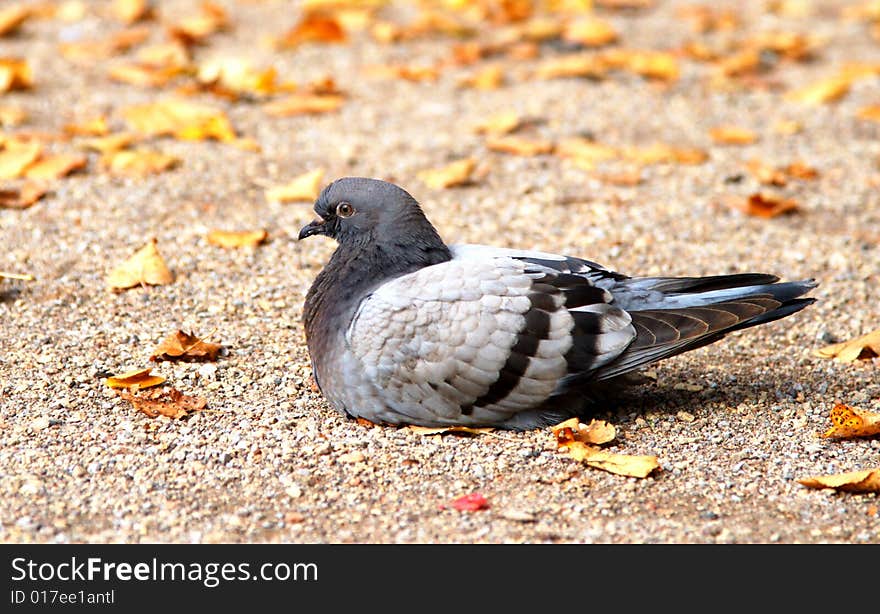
[486,135,554,156]
[102,149,179,176]
[150,329,223,362]
[107,238,174,291]
[408,425,495,436]
[814,328,880,362]
[81,133,138,154]
[24,154,87,180]
[551,417,659,478]
[108,62,186,88]
[798,468,880,494]
[534,53,607,80]
[122,99,237,142]
[206,229,268,248]
[0,104,27,126]
[105,367,166,390]
[448,493,490,512]
[59,27,151,62]
[746,159,818,186]
[737,193,799,218]
[418,158,477,189]
[0,183,46,209]
[275,12,348,48]
[710,126,758,145]
[857,105,880,122]
[0,57,32,92]
[265,168,324,202]
[112,0,154,24]
[0,141,42,179]
[262,93,345,117]
[563,17,618,47]
[458,65,504,90]
[785,75,851,104]
[821,403,880,439]
[473,111,526,135]
[0,5,31,37]
[64,116,109,136]
[167,2,228,44]
[0,271,34,281]
[117,387,208,419]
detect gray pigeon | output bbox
[298,177,816,430]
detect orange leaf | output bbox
[785,75,851,104]
[102,149,179,176]
[0,105,26,127]
[857,105,880,122]
[710,126,758,145]
[24,154,87,180]
[473,111,525,135]
[262,93,345,117]
[81,133,138,154]
[0,5,31,37]
[814,328,880,362]
[798,468,880,493]
[821,403,880,439]
[150,329,223,362]
[486,135,554,156]
[418,158,477,189]
[105,367,166,390]
[167,1,228,44]
[0,57,32,92]
[108,62,185,88]
[534,54,607,80]
[276,12,347,47]
[407,425,495,436]
[117,387,207,419]
[206,229,268,248]
[0,141,42,179]
[563,17,618,47]
[0,183,47,209]
[738,193,799,218]
[112,0,153,24]
[64,117,109,137]
[107,238,174,291]
[59,27,150,62]
[265,169,325,202]
[458,65,504,90]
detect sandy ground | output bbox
[1,0,879,544]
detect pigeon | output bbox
[298,177,816,430]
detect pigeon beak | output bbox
[298,217,326,241]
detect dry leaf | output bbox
[738,193,799,218]
[0,105,26,126]
[552,417,617,445]
[117,387,207,419]
[150,329,223,362]
[418,158,477,189]
[167,1,228,44]
[105,367,166,390]
[746,159,818,186]
[563,17,618,47]
[555,137,618,166]
[0,271,34,280]
[814,329,880,362]
[197,58,288,97]
[265,169,324,202]
[122,99,237,142]
[408,425,494,436]
[0,5,31,37]
[773,119,802,134]
[59,27,150,62]
[262,93,345,116]
[710,126,758,145]
[473,111,525,135]
[107,238,174,291]
[108,62,185,88]
[24,154,87,180]
[594,169,643,186]
[552,417,659,477]
[81,133,138,154]
[602,49,680,81]
[276,12,347,47]
[785,75,851,104]
[206,228,268,248]
[459,65,504,90]
[857,105,880,122]
[798,468,880,493]
[534,54,607,80]
[486,135,554,156]
[366,63,440,82]
[0,141,42,179]
[112,0,153,24]
[0,184,47,209]
[102,149,179,176]
[64,117,109,137]
[821,403,880,439]
[0,57,32,92]
[622,143,708,165]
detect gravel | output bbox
[1,0,879,544]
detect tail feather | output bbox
[591,278,817,381]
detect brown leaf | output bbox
[418,158,477,189]
[0,141,42,179]
[102,149,179,176]
[408,425,495,436]
[262,93,345,117]
[276,12,347,48]
[738,193,799,218]
[206,229,268,249]
[710,126,758,145]
[0,183,47,209]
[105,367,166,390]
[0,5,31,37]
[117,387,207,419]
[798,468,880,493]
[107,238,174,291]
[265,169,324,202]
[122,99,237,142]
[150,329,223,362]
[551,417,616,446]
[821,403,880,439]
[486,135,554,156]
[814,328,880,362]
[24,154,87,180]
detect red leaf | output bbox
[449,493,489,512]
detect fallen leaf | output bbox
[798,468,880,493]
[0,141,42,179]
[150,329,223,362]
[552,417,659,477]
[102,149,179,176]
[773,119,802,134]
[24,153,87,180]
[206,228,268,248]
[112,0,153,24]
[108,62,186,88]
[575,446,661,478]
[262,93,345,116]
[59,27,150,62]
[366,63,440,82]
[551,417,617,446]
[814,328,880,362]
[117,387,207,419]
[196,58,288,98]
[621,143,708,165]
[104,367,166,390]
[473,111,525,135]
[418,158,477,189]
[710,126,758,145]
[265,168,324,202]
[563,17,618,47]
[0,57,32,92]
[107,238,174,291]
[602,48,680,81]
[486,135,554,156]
[458,64,504,90]
[81,133,138,154]
[167,1,228,45]
[408,425,495,436]
[821,403,880,439]
[746,159,819,186]
[0,5,31,37]
[449,493,490,511]
[64,117,109,137]
[122,99,237,142]
[0,184,47,209]
[0,271,34,280]
[555,137,618,167]
[0,105,26,126]
[594,169,643,185]
[785,75,851,104]
[276,12,347,47]
[857,105,880,122]
[534,53,607,80]
[737,192,799,218]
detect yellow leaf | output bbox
[0,270,34,280]
[486,135,554,156]
[459,65,504,90]
[603,49,680,81]
[0,105,26,126]
[555,137,618,165]
[105,367,166,390]
[59,27,150,62]
[265,169,325,202]
[798,468,880,493]
[0,141,41,179]
[102,149,179,176]
[0,57,32,92]
[64,116,109,137]
[24,154,87,180]
[821,403,880,439]
[262,93,345,117]
[206,229,268,248]
[167,1,228,43]
[81,133,138,154]
[112,0,153,24]
[785,75,851,104]
[621,143,708,165]
[563,17,618,47]
[418,158,477,189]
[551,417,617,445]
[534,53,607,80]
[108,62,185,88]
[122,99,236,142]
[579,448,661,478]
[473,111,524,135]
[814,328,880,362]
[710,126,758,145]
[0,5,31,37]
[107,238,174,291]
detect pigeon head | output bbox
[298,177,444,249]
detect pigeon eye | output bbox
[336,202,355,218]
